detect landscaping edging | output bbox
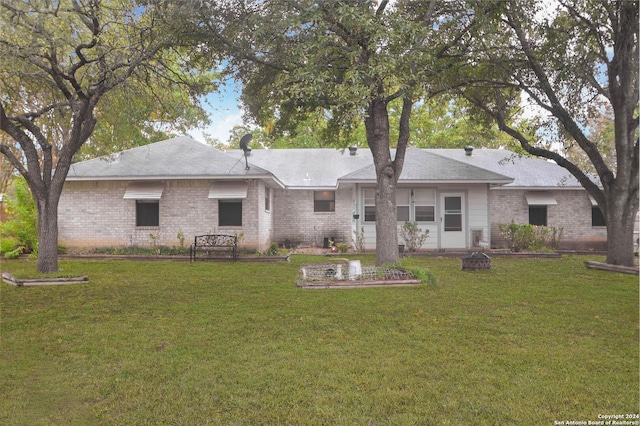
[57,253,291,262]
[297,279,422,289]
[2,272,88,287]
[585,261,639,275]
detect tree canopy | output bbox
[0,0,215,272]
[185,0,481,264]
[453,0,638,265]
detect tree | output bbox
[456,0,638,266]
[0,0,214,273]
[563,106,617,174]
[186,0,477,265]
[76,78,211,161]
[389,96,522,150]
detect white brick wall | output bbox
[490,189,607,249]
[59,179,273,251]
[271,188,353,247]
[59,180,608,252]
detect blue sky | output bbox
[187,79,244,145]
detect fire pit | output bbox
[460,252,491,271]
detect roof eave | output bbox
[66,174,284,186]
[495,185,586,190]
[338,179,514,185]
[286,185,339,190]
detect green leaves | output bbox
[0,177,38,257]
[0,0,224,272]
[206,1,467,139]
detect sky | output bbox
[187,79,244,146]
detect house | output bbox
[58,136,608,252]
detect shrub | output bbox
[266,242,279,256]
[399,222,429,252]
[0,177,38,257]
[499,221,563,252]
[352,227,366,252]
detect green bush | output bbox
[499,221,563,252]
[0,177,38,257]
[266,242,280,256]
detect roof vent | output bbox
[464,146,474,156]
[349,146,358,156]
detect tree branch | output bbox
[463,89,606,206]
[504,5,614,186]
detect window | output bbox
[525,192,555,227]
[415,206,435,222]
[265,187,271,211]
[136,201,159,227]
[314,191,335,212]
[444,196,462,231]
[364,189,376,221]
[529,206,547,226]
[396,189,410,222]
[414,189,435,222]
[219,200,242,226]
[364,188,436,223]
[592,207,606,226]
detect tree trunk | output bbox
[366,98,400,266]
[374,169,399,266]
[35,194,60,274]
[604,189,638,266]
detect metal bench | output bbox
[189,234,238,261]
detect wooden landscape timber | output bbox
[584,261,639,275]
[2,272,88,287]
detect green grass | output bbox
[1,255,637,425]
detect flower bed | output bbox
[297,262,421,289]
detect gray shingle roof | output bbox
[66,136,274,180]
[339,148,513,184]
[228,147,374,188]
[65,137,583,190]
[429,148,583,188]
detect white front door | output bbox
[440,193,466,249]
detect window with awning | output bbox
[123,183,163,227]
[525,192,556,226]
[208,182,248,199]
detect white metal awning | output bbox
[123,182,164,200]
[208,182,248,199]
[588,195,598,206]
[525,192,557,205]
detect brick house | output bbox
[59,136,608,251]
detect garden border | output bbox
[2,272,88,287]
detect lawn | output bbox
[1,255,637,425]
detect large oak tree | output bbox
[185,0,478,265]
[0,0,213,272]
[458,0,638,266]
